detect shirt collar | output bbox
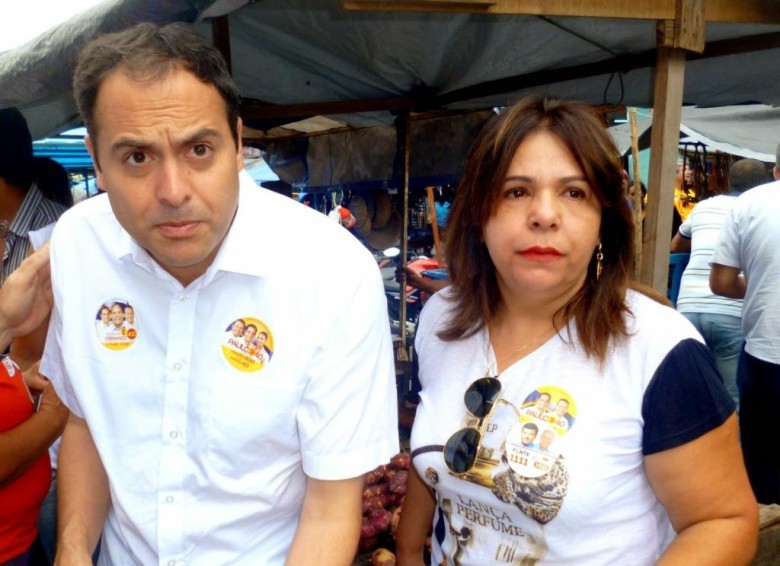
[208,169,274,278]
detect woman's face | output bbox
[482,130,602,309]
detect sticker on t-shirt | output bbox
[94,299,138,350]
[502,386,576,479]
[221,317,274,373]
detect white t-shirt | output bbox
[42,171,399,565]
[712,181,780,363]
[411,289,733,565]
[676,194,743,317]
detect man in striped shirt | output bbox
[0,108,68,283]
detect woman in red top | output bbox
[0,357,68,566]
[0,240,68,565]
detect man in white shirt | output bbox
[43,22,398,564]
[710,149,780,504]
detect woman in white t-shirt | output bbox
[395,97,757,565]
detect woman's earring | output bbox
[596,243,604,281]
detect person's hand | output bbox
[37,380,69,431]
[0,244,52,346]
[23,360,49,392]
[396,265,426,290]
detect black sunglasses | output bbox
[443,376,502,474]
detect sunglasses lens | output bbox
[463,377,501,418]
[444,427,481,474]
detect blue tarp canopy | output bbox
[33,140,93,171]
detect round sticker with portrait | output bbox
[221,316,274,373]
[94,299,138,351]
[504,421,558,479]
[518,386,577,435]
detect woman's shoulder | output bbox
[624,288,702,346]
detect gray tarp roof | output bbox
[609,104,780,162]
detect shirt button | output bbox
[179,294,188,301]
[173,362,182,371]
[165,496,174,504]
[168,560,176,566]
[170,431,179,439]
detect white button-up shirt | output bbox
[43,171,399,565]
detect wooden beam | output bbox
[673,0,705,53]
[342,0,780,23]
[641,24,687,293]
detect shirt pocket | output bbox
[205,368,306,479]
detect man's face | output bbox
[243,326,257,344]
[100,308,110,324]
[110,304,124,327]
[521,426,537,446]
[124,307,134,324]
[86,66,243,286]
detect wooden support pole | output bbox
[628,107,643,279]
[397,110,411,360]
[641,22,687,292]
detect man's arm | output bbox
[55,414,110,565]
[285,475,363,566]
[670,233,691,253]
[710,263,746,299]
[0,244,52,351]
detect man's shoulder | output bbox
[736,180,780,206]
[51,194,116,240]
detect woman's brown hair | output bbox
[440,96,635,365]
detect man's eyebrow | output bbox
[108,127,224,154]
[180,127,223,146]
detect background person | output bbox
[42,22,397,566]
[711,150,780,505]
[396,96,756,566]
[0,108,68,284]
[671,158,771,409]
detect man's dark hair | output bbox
[729,158,771,193]
[73,22,242,152]
[0,107,34,189]
[34,156,73,208]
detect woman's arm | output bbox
[0,380,69,485]
[395,464,435,566]
[645,414,758,565]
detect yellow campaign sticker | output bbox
[95,299,137,351]
[221,317,274,373]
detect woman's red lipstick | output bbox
[519,246,563,261]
